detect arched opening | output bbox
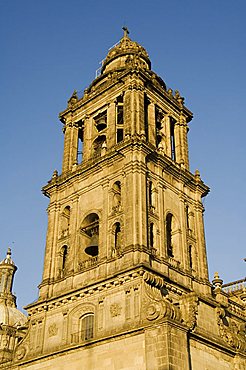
[81,213,99,257]
[112,181,121,211]
[116,95,124,143]
[114,222,121,250]
[166,213,174,257]
[93,135,106,157]
[80,313,94,341]
[149,222,154,249]
[61,245,68,271]
[170,118,176,161]
[60,206,70,237]
[188,245,193,269]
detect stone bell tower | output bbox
[11,30,245,370]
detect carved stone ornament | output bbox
[179,292,199,331]
[110,303,122,317]
[143,271,181,322]
[15,346,27,360]
[48,323,58,337]
[216,307,246,352]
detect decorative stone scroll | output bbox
[216,307,246,352]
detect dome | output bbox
[0,304,27,327]
[101,28,151,74]
[0,247,15,266]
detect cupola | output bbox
[101,27,151,74]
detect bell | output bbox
[85,234,98,257]
[96,116,107,131]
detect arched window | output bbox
[60,206,70,237]
[114,222,121,250]
[61,245,68,271]
[166,213,174,257]
[81,213,99,257]
[112,181,121,211]
[170,118,176,161]
[149,181,153,208]
[188,245,193,269]
[185,205,189,230]
[93,135,106,157]
[80,313,94,341]
[116,95,124,143]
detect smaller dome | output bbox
[101,28,151,74]
[0,304,27,327]
[0,248,15,266]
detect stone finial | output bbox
[52,170,58,179]
[67,90,78,107]
[195,169,201,183]
[167,88,173,97]
[212,272,223,292]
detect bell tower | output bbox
[14,30,246,370]
[38,29,210,303]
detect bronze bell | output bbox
[96,116,107,131]
[85,234,98,257]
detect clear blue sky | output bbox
[0,0,245,311]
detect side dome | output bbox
[0,304,27,327]
[0,248,27,327]
[101,28,151,74]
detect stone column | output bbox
[39,199,60,299]
[174,121,182,164]
[123,89,131,138]
[62,118,79,173]
[194,202,209,281]
[179,115,190,169]
[107,101,116,149]
[102,178,110,260]
[82,115,93,161]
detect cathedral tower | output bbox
[8,30,245,370]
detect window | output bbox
[170,118,176,161]
[81,314,94,341]
[77,120,84,163]
[81,213,99,257]
[116,96,124,143]
[150,222,154,248]
[144,94,149,140]
[60,206,70,237]
[185,205,189,230]
[148,181,153,208]
[166,213,174,257]
[188,245,193,269]
[93,135,106,157]
[95,111,107,132]
[112,181,121,212]
[61,245,68,271]
[114,222,121,250]
[155,107,163,147]
[117,128,124,143]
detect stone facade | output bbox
[1,30,245,369]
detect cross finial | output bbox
[122,26,129,38]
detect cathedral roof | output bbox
[101,27,151,74]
